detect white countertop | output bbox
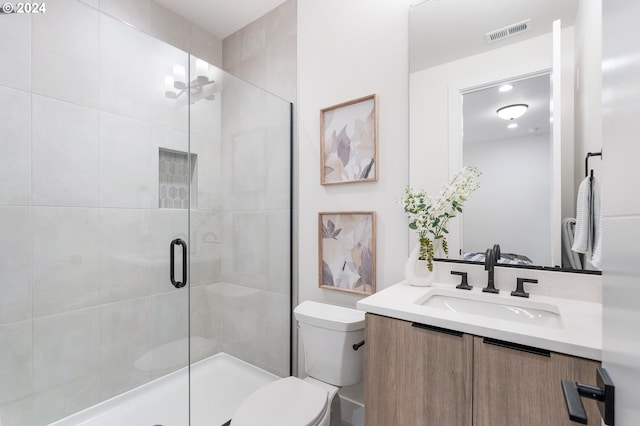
[357,281,602,361]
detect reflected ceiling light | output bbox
[496,104,528,120]
[165,59,216,103]
[507,123,518,129]
[499,84,513,92]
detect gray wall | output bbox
[222,0,297,103]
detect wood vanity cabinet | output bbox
[364,313,601,426]
[364,313,473,426]
[473,335,601,426]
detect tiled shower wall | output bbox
[220,0,297,376]
[82,0,223,68]
[159,149,196,209]
[0,3,193,423]
[188,67,292,378]
[0,0,291,425]
[220,76,291,376]
[222,0,296,103]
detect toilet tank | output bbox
[294,301,365,387]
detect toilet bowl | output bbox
[231,376,335,426]
[231,301,365,426]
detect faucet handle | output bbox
[452,271,472,290]
[511,278,538,298]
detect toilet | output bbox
[231,301,366,426]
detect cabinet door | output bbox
[364,313,400,426]
[473,336,601,426]
[396,320,473,426]
[364,314,473,426]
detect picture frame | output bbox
[320,94,378,185]
[318,211,376,295]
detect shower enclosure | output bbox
[0,2,292,425]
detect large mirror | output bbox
[462,73,552,266]
[408,0,601,271]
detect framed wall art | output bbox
[320,94,378,185]
[318,211,376,295]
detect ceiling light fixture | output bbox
[496,103,528,120]
[508,123,518,129]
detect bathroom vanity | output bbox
[357,279,602,426]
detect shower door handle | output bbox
[170,238,187,289]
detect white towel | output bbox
[591,182,603,268]
[572,176,602,269]
[562,218,582,269]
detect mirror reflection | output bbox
[462,73,551,266]
[408,0,603,271]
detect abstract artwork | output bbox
[318,212,376,295]
[320,94,378,185]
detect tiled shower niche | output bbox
[159,148,197,209]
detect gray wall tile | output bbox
[0,207,32,324]
[0,86,31,206]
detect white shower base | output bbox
[49,352,279,426]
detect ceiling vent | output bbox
[485,19,531,44]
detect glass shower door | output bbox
[187,56,293,425]
[66,10,193,426]
[0,3,191,425]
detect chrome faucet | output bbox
[482,244,501,294]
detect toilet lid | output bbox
[232,377,328,426]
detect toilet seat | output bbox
[231,376,329,426]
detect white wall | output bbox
[297,0,409,306]
[574,0,602,193]
[409,29,575,258]
[297,4,408,420]
[464,133,551,265]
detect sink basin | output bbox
[416,289,562,328]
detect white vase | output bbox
[404,239,444,287]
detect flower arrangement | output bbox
[399,166,481,271]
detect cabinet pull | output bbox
[412,322,463,337]
[482,337,550,357]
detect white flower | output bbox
[398,166,481,268]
